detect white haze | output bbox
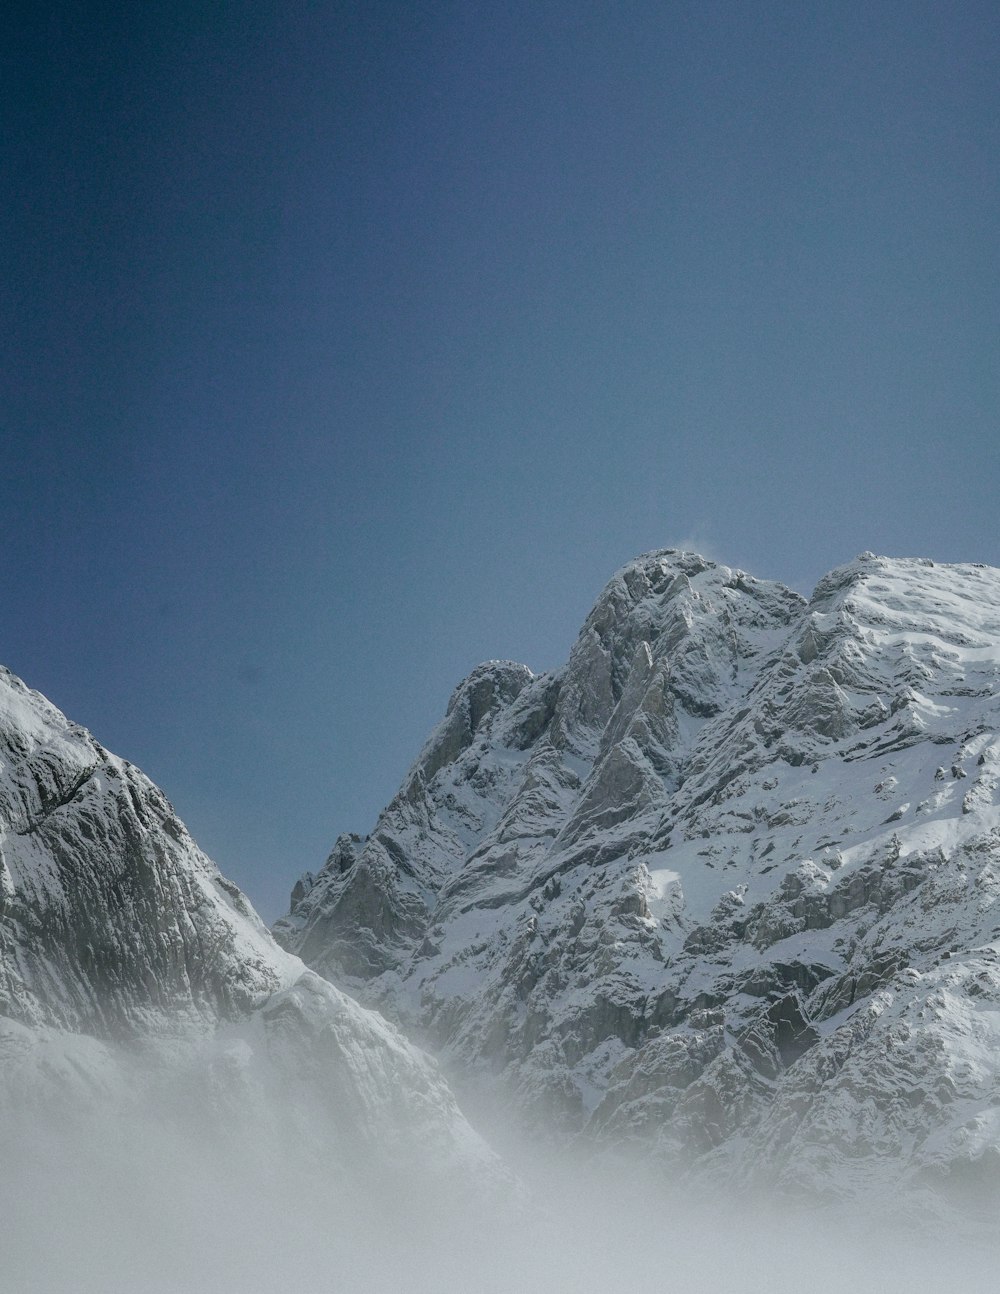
[4,1080,998,1294]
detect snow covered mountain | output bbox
[277,550,1000,1214]
[0,662,496,1191]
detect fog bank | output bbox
[4,1101,997,1294]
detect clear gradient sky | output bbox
[4,2,998,919]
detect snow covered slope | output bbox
[278,550,1000,1212]
[0,663,496,1188]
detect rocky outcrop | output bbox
[278,550,1000,1212]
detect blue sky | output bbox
[4,1,998,919]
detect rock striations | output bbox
[277,550,1000,1213]
[0,663,496,1188]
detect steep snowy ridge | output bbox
[279,551,1000,1212]
[0,664,498,1188]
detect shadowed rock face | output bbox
[0,665,500,1190]
[278,550,1000,1212]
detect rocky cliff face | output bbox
[0,663,496,1188]
[277,550,1000,1213]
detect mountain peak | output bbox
[278,547,1000,1217]
[0,660,501,1199]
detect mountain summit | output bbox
[278,550,1000,1213]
